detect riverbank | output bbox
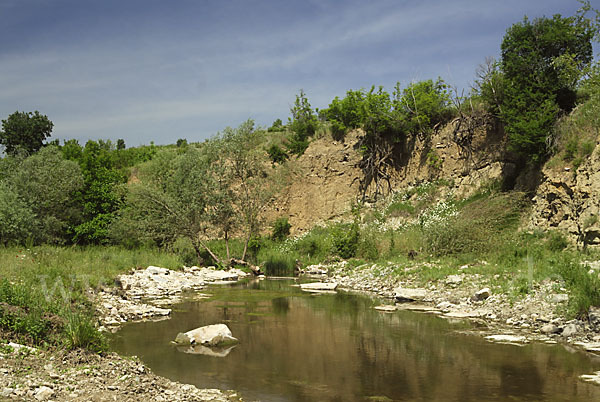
[307,260,600,354]
[0,337,241,401]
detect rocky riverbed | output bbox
[96,266,249,330]
[0,339,241,401]
[303,261,600,353]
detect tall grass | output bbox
[0,245,182,351]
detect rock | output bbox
[540,324,561,334]
[562,323,578,337]
[1,388,14,398]
[436,301,454,311]
[300,282,338,291]
[589,306,600,330]
[580,371,600,385]
[174,324,238,347]
[485,334,528,344]
[34,386,54,401]
[473,288,491,301]
[550,293,569,303]
[445,275,463,286]
[6,342,36,354]
[443,311,480,318]
[574,341,600,352]
[374,305,397,312]
[394,287,427,302]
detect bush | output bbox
[267,144,289,165]
[331,222,359,259]
[271,217,291,241]
[557,257,600,318]
[546,231,569,251]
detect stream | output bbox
[110,278,600,401]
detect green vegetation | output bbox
[0,111,53,156]
[0,245,182,351]
[500,13,594,162]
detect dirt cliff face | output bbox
[266,117,517,234]
[529,140,600,248]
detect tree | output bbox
[123,146,223,263]
[7,146,83,244]
[287,90,318,155]
[0,181,35,245]
[500,14,593,161]
[72,140,126,244]
[116,139,126,150]
[0,111,53,156]
[219,120,275,261]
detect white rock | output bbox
[445,275,463,285]
[374,305,397,312]
[394,287,427,302]
[300,282,338,291]
[550,293,569,303]
[34,386,54,401]
[562,323,578,337]
[485,334,528,344]
[580,371,600,385]
[436,301,454,311]
[146,266,170,275]
[175,324,238,347]
[473,288,491,301]
[574,341,600,352]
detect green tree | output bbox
[219,120,275,261]
[399,78,451,136]
[72,140,126,244]
[0,111,53,156]
[8,147,83,244]
[122,146,223,264]
[287,90,318,155]
[0,181,35,245]
[501,14,594,161]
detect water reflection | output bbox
[111,279,600,401]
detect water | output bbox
[111,279,600,401]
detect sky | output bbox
[0,0,595,147]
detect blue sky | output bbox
[0,0,594,146]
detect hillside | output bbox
[267,110,599,250]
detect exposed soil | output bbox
[0,341,241,401]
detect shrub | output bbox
[267,144,289,165]
[271,217,291,241]
[546,231,569,251]
[331,222,359,259]
[557,257,600,318]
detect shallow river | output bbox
[111,278,600,401]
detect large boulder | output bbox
[394,287,427,302]
[175,324,238,347]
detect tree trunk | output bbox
[241,232,250,262]
[230,258,262,275]
[193,238,221,266]
[225,230,230,260]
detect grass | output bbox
[0,245,183,352]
